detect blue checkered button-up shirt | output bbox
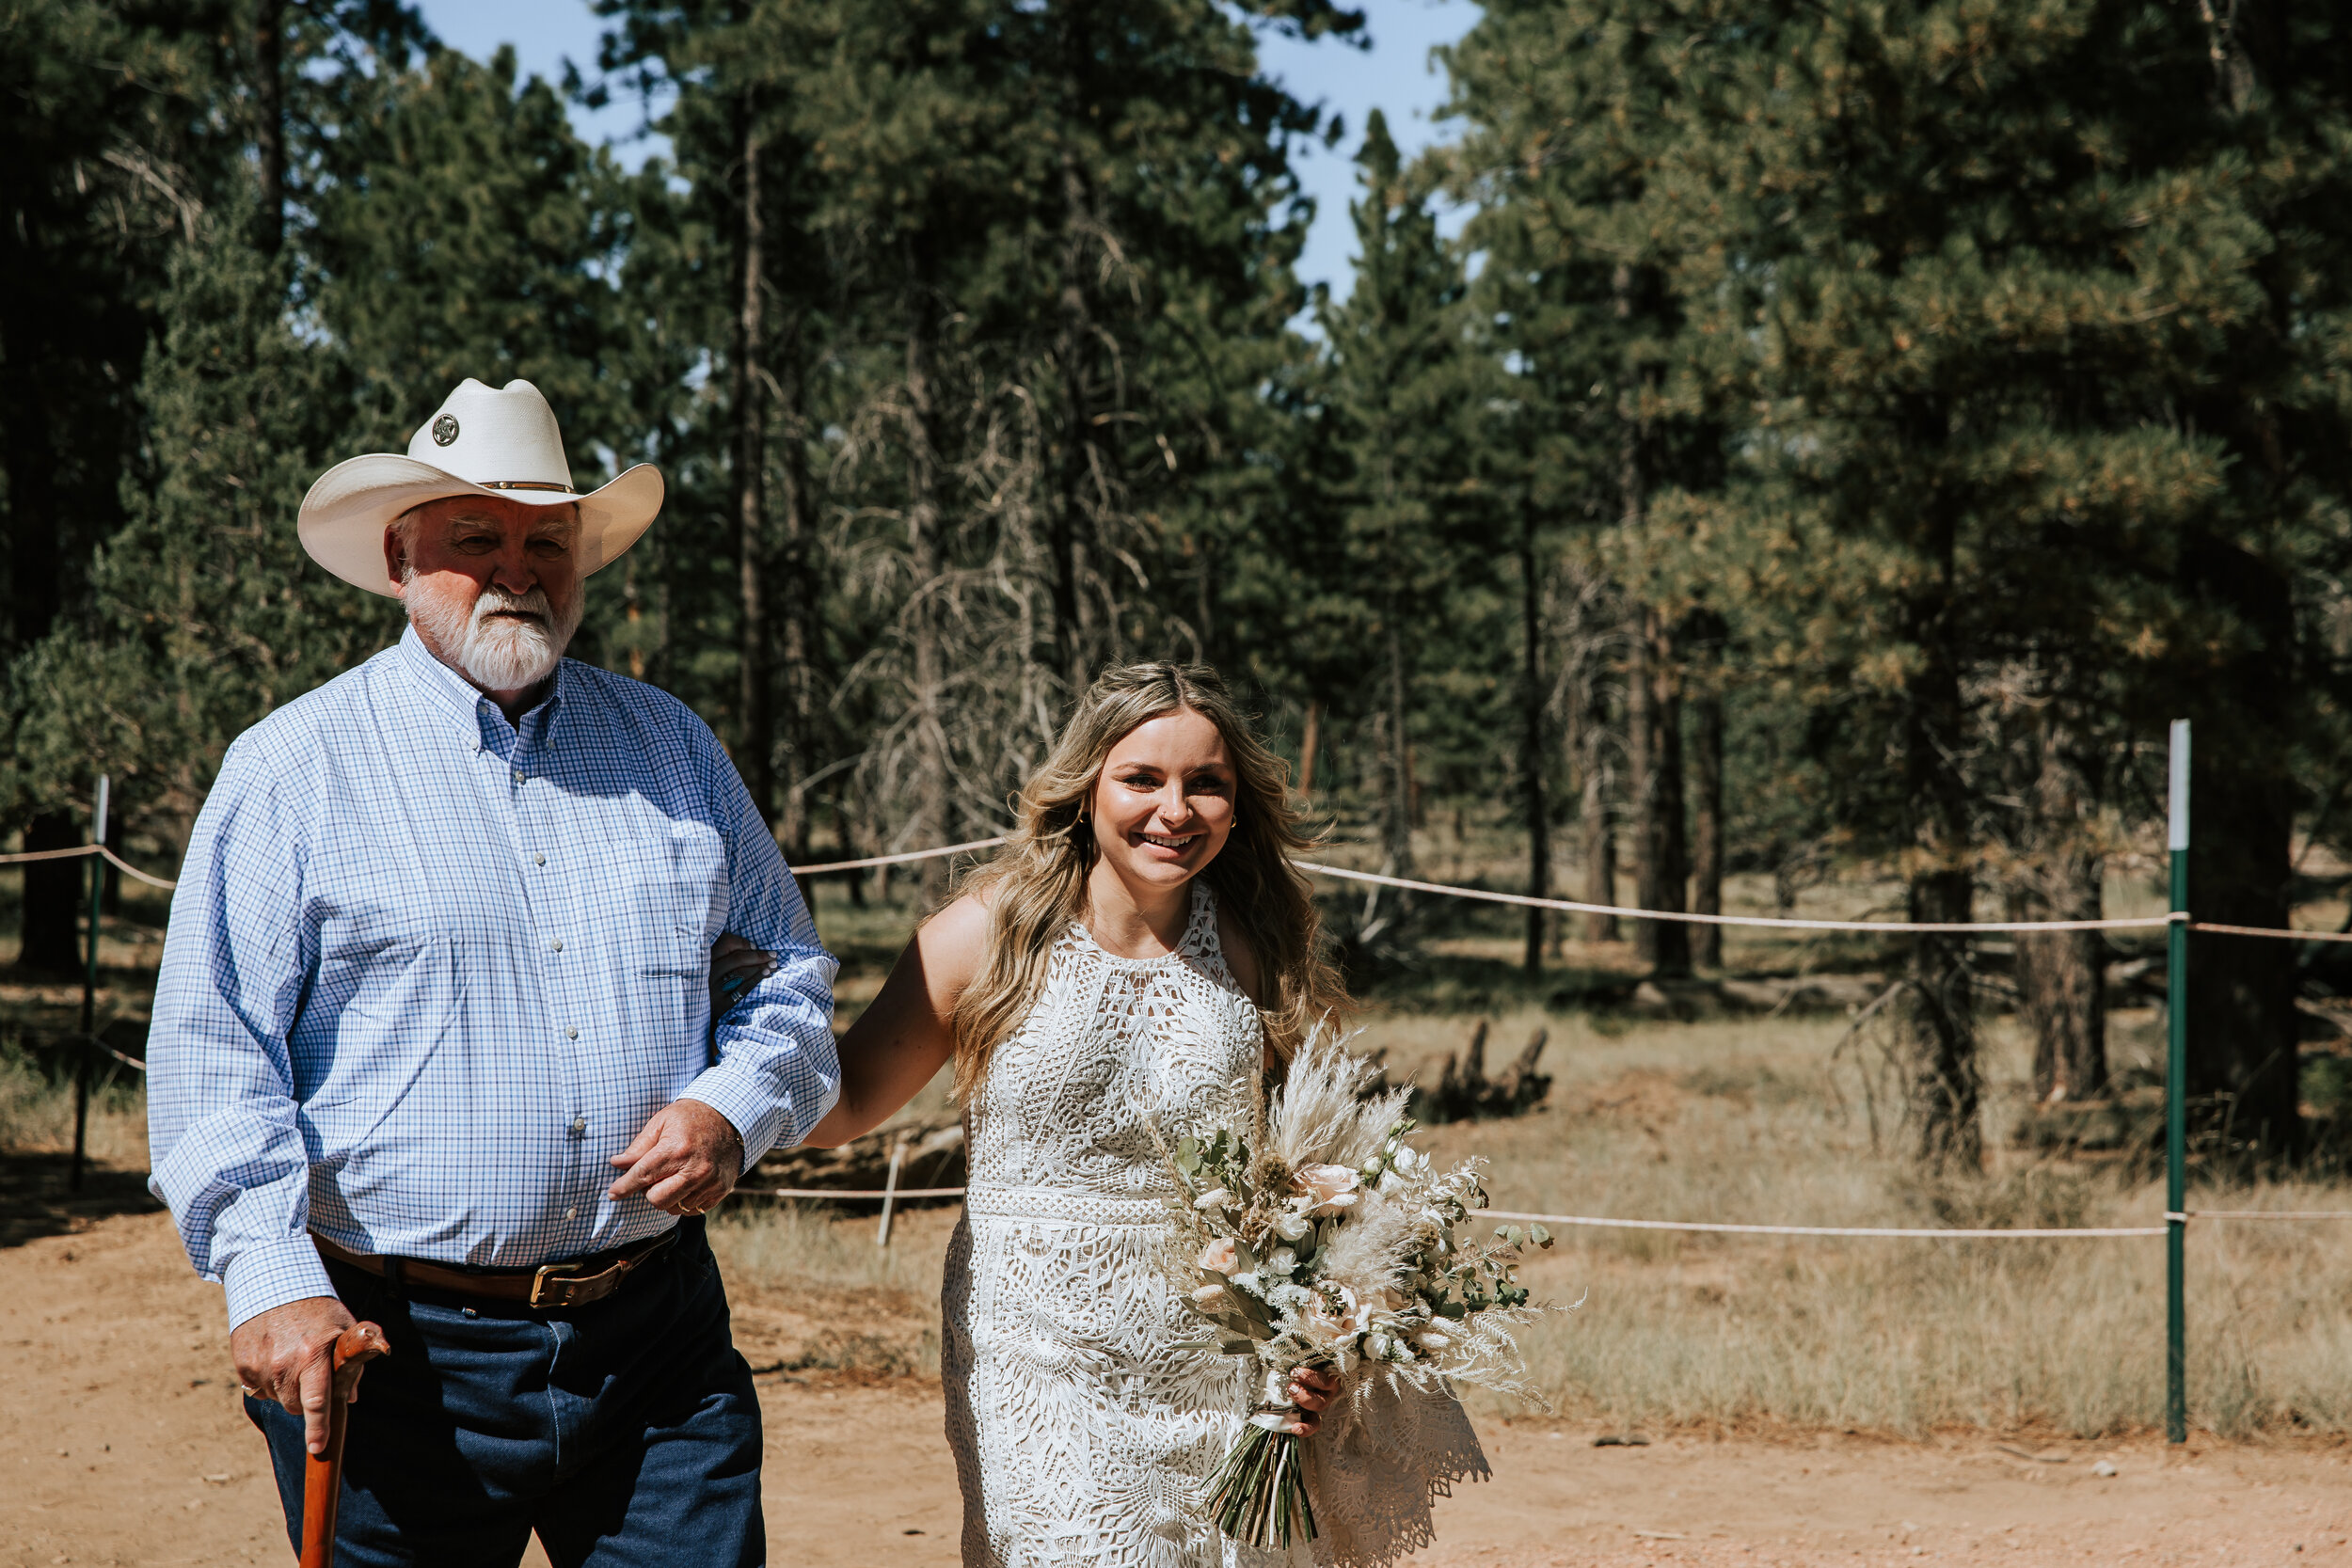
[148,628,840,1329]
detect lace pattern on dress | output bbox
[941,881,1487,1568]
[944,883,1283,1568]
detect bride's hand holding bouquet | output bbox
[1163,1031,1555,1556]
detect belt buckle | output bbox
[529,1260,587,1309]
[530,1255,628,1308]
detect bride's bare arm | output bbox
[800,894,991,1148]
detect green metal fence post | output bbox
[71,774,108,1195]
[2166,721,2188,1444]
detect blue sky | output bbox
[407,0,1480,303]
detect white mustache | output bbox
[473,585,553,626]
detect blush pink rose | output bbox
[1197,1237,1239,1274]
[1295,1163,1363,1216]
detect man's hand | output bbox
[609,1099,743,1217]
[231,1295,360,1456]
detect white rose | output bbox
[1274,1208,1312,1242]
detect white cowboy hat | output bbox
[297,378,663,597]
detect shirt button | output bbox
[513,769,526,784]
[564,1206,579,1220]
[570,1117,587,1136]
[533,853,547,866]
[565,1026,580,1040]
[549,938,564,953]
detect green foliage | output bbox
[9,179,390,821]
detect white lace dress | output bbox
[943,883,1282,1568]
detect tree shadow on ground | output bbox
[0,1150,162,1249]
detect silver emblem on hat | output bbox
[432,414,460,447]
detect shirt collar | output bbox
[394,624,567,745]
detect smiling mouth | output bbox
[1136,832,1199,851]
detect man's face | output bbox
[388,496,584,695]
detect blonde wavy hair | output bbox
[948,662,1347,1102]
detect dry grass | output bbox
[0,1034,148,1166]
[1368,1006,2352,1441]
[706,1000,2352,1439]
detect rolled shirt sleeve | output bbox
[678,734,840,1165]
[146,736,338,1330]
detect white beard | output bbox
[404,575,582,692]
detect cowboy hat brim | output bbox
[296,454,664,597]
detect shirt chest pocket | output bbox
[593,821,729,977]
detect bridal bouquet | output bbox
[1164,1033,1553,1555]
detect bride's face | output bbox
[1089,708,1238,893]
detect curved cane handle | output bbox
[297,1322,391,1568]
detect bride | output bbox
[800,661,1348,1566]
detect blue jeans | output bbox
[246,1218,764,1567]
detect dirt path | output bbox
[4,1191,2346,1567]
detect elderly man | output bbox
[147,378,838,1565]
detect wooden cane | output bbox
[297,1322,391,1568]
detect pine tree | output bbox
[1645,0,2352,1161]
[1441,0,1724,968]
[11,181,389,834]
[1316,111,1481,902]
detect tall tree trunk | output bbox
[773,320,817,863]
[1686,609,1726,970]
[254,0,284,256]
[1629,605,1690,974]
[1900,556,1979,1168]
[1519,501,1550,974]
[17,814,81,973]
[1296,701,1320,798]
[903,261,953,906]
[1382,615,1416,881]
[2182,536,2300,1156]
[1571,619,1617,943]
[1053,149,1102,692]
[1613,263,1682,965]
[2013,720,2106,1103]
[1194,532,1216,669]
[0,261,75,966]
[2016,883,2107,1105]
[732,118,773,830]
[622,556,646,682]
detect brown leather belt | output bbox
[312,1228,680,1310]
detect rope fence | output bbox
[711,1190,2336,1235]
[1292,861,2180,933]
[791,836,1009,874]
[25,837,2349,942]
